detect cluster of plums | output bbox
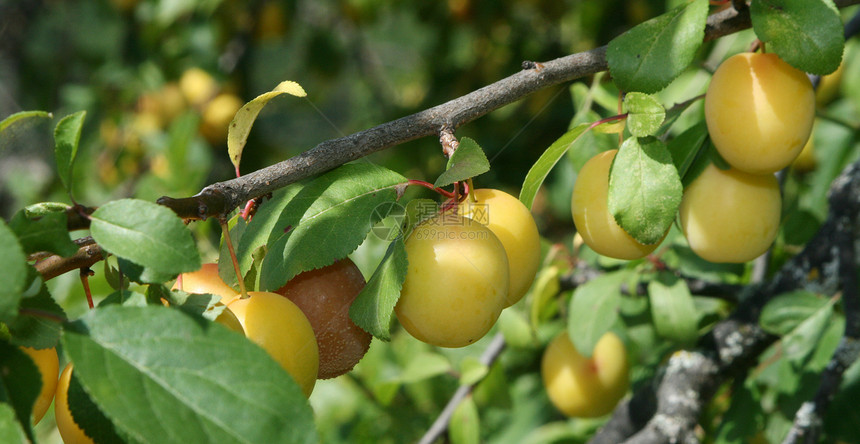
[573,52,814,263]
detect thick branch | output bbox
[156,0,860,220]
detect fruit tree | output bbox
[2,1,860,443]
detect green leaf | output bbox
[623,92,665,137]
[607,0,708,93]
[760,290,829,336]
[520,123,590,210]
[67,368,127,444]
[750,0,844,75]
[568,272,625,357]
[648,275,699,344]
[9,209,78,257]
[258,163,406,291]
[529,266,562,329]
[0,342,39,442]
[62,305,318,444]
[350,238,407,340]
[234,183,304,281]
[0,111,51,134]
[228,81,307,175]
[667,120,708,179]
[458,357,489,386]
[0,220,28,322]
[497,309,535,349]
[449,396,480,444]
[0,404,28,444]
[90,199,201,282]
[53,111,86,196]
[22,201,71,218]
[433,137,490,188]
[608,137,682,244]
[7,274,65,349]
[399,352,451,383]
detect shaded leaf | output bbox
[0,111,51,134]
[228,81,307,174]
[667,120,708,178]
[62,306,318,444]
[67,367,127,444]
[90,199,201,281]
[0,404,29,444]
[0,220,27,322]
[607,0,708,93]
[520,123,590,210]
[449,396,480,444]
[608,137,682,244]
[399,352,451,383]
[568,272,626,357]
[7,272,65,349]
[648,275,698,344]
[750,0,844,75]
[0,342,38,442]
[9,209,78,257]
[434,137,490,188]
[53,111,86,196]
[350,238,407,340]
[458,357,489,387]
[760,290,829,336]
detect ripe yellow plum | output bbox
[20,346,58,425]
[173,263,239,305]
[228,292,319,397]
[458,188,541,307]
[180,67,217,107]
[571,150,661,260]
[705,52,815,174]
[55,364,95,444]
[541,331,629,418]
[395,214,509,348]
[276,258,372,379]
[201,93,244,145]
[679,163,781,263]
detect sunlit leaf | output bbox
[258,163,406,291]
[53,111,86,197]
[434,137,490,188]
[90,199,201,282]
[228,81,307,175]
[607,0,708,93]
[608,137,681,244]
[520,123,590,210]
[751,0,844,75]
[63,306,318,444]
[350,238,407,340]
[623,92,665,137]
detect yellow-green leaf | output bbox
[227,80,307,175]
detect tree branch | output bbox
[417,333,507,444]
[155,0,860,221]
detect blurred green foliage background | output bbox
[3,0,860,443]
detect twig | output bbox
[417,333,507,444]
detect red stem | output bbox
[407,179,457,198]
